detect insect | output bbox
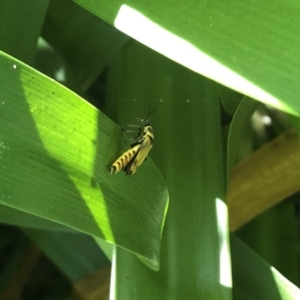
[110,118,154,175]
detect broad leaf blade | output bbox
[232,235,300,300]
[75,0,300,115]
[43,0,128,91]
[25,229,110,281]
[0,0,48,64]
[0,205,75,232]
[107,40,231,299]
[0,50,168,268]
[227,97,260,180]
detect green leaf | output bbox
[289,115,300,137]
[0,205,75,232]
[232,235,300,300]
[227,97,260,180]
[107,40,231,299]
[0,0,48,64]
[75,0,300,115]
[238,200,299,287]
[219,84,244,116]
[43,0,129,91]
[24,229,110,281]
[0,50,168,269]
